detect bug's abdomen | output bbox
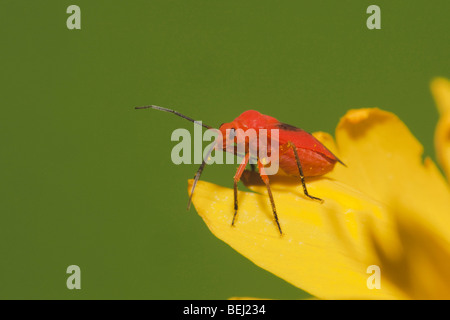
[278,147,337,177]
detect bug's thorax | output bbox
[218,110,278,156]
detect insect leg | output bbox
[187,140,217,210]
[187,160,207,210]
[232,153,250,226]
[287,141,323,202]
[257,160,282,235]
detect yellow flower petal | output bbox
[376,204,450,299]
[431,77,450,179]
[431,77,450,115]
[188,176,407,299]
[188,107,450,299]
[328,108,450,246]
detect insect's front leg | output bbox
[187,139,217,210]
[232,153,250,227]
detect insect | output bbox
[136,105,345,235]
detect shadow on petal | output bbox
[369,203,450,299]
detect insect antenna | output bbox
[135,105,213,129]
[136,104,218,210]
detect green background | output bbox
[1,1,449,299]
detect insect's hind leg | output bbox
[286,141,323,203]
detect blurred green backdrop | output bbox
[0,1,449,299]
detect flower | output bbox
[432,77,450,180]
[188,78,450,299]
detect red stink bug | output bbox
[136,105,345,235]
